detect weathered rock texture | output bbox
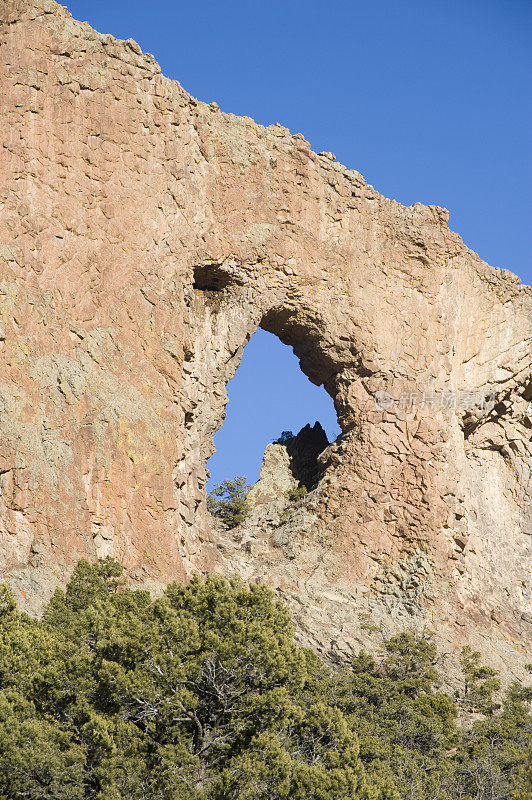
[1,0,531,678]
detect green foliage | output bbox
[460,645,502,714]
[381,630,441,692]
[449,681,532,799]
[207,476,251,528]
[513,749,532,799]
[284,484,308,502]
[0,560,530,800]
[274,430,295,445]
[328,632,458,800]
[0,690,85,799]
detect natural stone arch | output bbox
[180,259,352,529]
[0,0,530,678]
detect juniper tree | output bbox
[207,476,251,528]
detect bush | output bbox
[285,485,308,502]
[274,430,295,445]
[459,645,501,714]
[0,559,530,800]
[207,476,251,528]
[0,562,370,799]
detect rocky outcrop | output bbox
[0,0,530,679]
[247,424,329,508]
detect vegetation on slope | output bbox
[207,476,251,529]
[0,558,530,800]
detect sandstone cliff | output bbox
[0,0,530,679]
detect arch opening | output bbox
[206,327,342,492]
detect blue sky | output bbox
[67,0,531,486]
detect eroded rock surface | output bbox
[0,0,531,678]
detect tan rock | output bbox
[0,0,530,680]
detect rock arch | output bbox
[0,0,530,675]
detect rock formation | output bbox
[0,0,530,679]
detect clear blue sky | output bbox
[67,0,531,486]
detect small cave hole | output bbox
[193,263,233,292]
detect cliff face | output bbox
[1,0,531,677]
